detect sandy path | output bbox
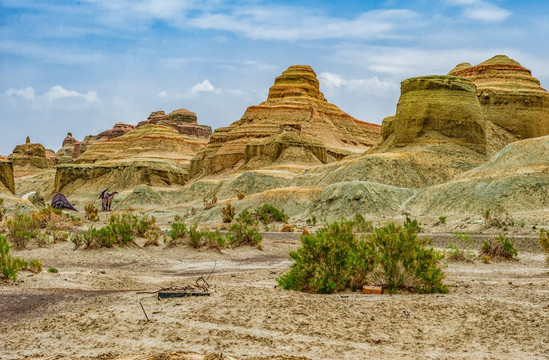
[1,237,548,360]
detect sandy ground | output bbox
[1,233,548,360]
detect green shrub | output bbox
[188,223,202,248]
[203,230,226,249]
[403,213,422,233]
[71,232,83,249]
[47,267,59,273]
[480,233,518,261]
[221,203,235,223]
[170,220,187,240]
[278,219,447,294]
[236,209,257,225]
[278,219,375,294]
[226,222,263,248]
[437,216,447,225]
[0,235,27,282]
[369,222,446,294]
[540,229,549,266]
[7,213,38,249]
[255,204,287,224]
[306,214,317,226]
[83,227,97,248]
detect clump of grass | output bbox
[0,198,6,221]
[480,233,518,261]
[353,214,373,233]
[482,207,514,229]
[47,267,59,273]
[306,214,317,226]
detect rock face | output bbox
[448,55,549,140]
[0,159,15,194]
[54,124,209,194]
[137,109,212,139]
[8,141,58,177]
[382,75,486,153]
[243,123,330,171]
[189,65,381,178]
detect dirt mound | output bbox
[115,186,166,210]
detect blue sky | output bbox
[1,0,548,155]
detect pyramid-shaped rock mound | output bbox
[54,124,209,195]
[189,65,381,178]
[56,133,82,164]
[408,135,549,215]
[448,55,549,140]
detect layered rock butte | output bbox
[54,124,210,194]
[137,108,212,139]
[448,55,549,141]
[189,65,381,178]
[8,139,58,178]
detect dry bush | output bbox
[302,228,310,235]
[28,258,43,274]
[539,229,549,266]
[85,203,99,222]
[281,224,295,232]
[203,193,217,210]
[222,203,235,223]
[237,192,245,200]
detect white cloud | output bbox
[187,79,218,95]
[446,0,512,22]
[157,90,168,98]
[318,72,398,95]
[188,7,419,41]
[3,85,99,103]
[4,87,36,100]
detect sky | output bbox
[1,0,549,155]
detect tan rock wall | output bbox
[0,160,15,194]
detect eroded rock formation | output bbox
[189,65,381,178]
[137,109,212,139]
[54,124,209,194]
[381,75,486,153]
[448,55,549,141]
[0,159,15,194]
[56,133,83,164]
[8,140,58,177]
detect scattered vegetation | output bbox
[237,192,246,200]
[435,216,447,226]
[306,214,317,226]
[226,221,263,248]
[47,267,59,273]
[480,233,518,261]
[0,234,28,282]
[277,218,447,294]
[221,203,235,223]
[539,229,549,266]
[85,203,99,222]
[203,193,217,210]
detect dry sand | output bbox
[1,233,548,360]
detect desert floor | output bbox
[1,232,548,360]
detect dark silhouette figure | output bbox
[51,193,78,211]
